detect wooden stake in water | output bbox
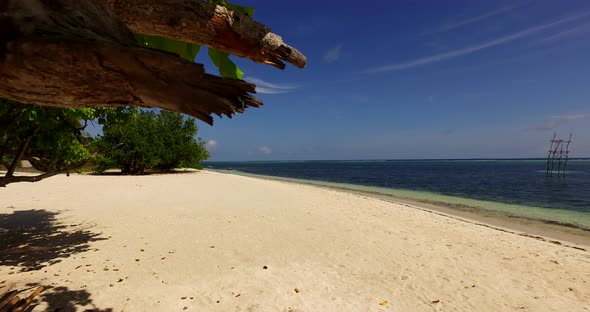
[546,133,572,178]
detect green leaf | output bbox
[209,0,228,6]
[226,4,255,17]
[207,48,244,80]
[208,0,255,17]
[134,34,201,62]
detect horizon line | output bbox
[204,157,590,162]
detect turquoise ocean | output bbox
[204,159,590,232]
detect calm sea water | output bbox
[204,159,590,230]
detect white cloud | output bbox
[205,139,218,151]
[535,22,590,45]
[552,113,588,121]
[258,146,272,155]
[368,11,590,73]
[528,113,588,131]
[429,5,519,34]
[247,77,296,90]
[529,120,559,131]
[323,44,343,63]
[254,87,289,94]
[246,77,297,94]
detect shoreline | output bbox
[1,171,589,311]
[209,169,590,248]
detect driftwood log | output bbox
[105,0,306,69]
[0,286,44,312]
[0,0,306,124]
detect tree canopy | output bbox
[0,100,133,186]
[93,110,210,175]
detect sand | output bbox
[1,171,589,311]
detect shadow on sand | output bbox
[91,168,199,176]
[17,284,113,312]
[0,209,107,272]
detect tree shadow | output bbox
[0,209,107,272]
[91,168,200,176]
[23,284,113,312]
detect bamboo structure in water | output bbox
[546,133,572,178]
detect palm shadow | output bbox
[21,284,114,312]
[0,209,107,272]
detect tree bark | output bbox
[0,0,265,124]
[105,0,307,69]
[1,38,261,124]
[0,156,87,187]
[4,132,33,178]
[0,144,119,187]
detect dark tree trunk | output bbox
[5,133,33,178]
[105,0,306,69]
[0,0,269,125]
[0,148,108,187]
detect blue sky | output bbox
[170,1,590,160]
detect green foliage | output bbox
[1,101,92,172]
[1,100,89,171]
[133,33,245,80]
[0,99,136,175]
[209,0,255,17]
[226,4,255,17]
[93,110,209,175]
[208,48,244,80]
[133,0,250,80]
[134,34,201,61]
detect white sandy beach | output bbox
[1,171,589,311]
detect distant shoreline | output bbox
[204,158,590,163]
[209,169,590,248]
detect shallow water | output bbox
[204,159,590,230]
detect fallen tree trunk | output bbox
[1,38,261,124]
[105,0,307,69]
[0,0,264,124]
